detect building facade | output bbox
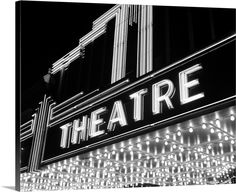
[19,3,236,191]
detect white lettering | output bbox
[130,89,147,121]
[58,64,204,148]
[152,79,175,114]
[89,107,106,138]
[179,64,204,104]
[71,116,88,144]
[60,123,72,148]
[107,100,128,131]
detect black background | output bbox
[18,1,114,116]
[20,1,114,91]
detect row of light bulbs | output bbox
[20,107,236,191]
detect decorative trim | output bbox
[137,5,153,77]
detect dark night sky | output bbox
[19,1,114,92]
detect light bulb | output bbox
[128,146,133,150]
[225,136,229,141]
[202,123,207,129]
[137,143,141,148]
[210,128,215,133]
[138,153,142,159]
[189,127,193,133]
[155,138,159,143]
[177,131,181,136]
[230,115,235,121]
[215,119,221,127]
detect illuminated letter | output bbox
[152,79,175,114]
[179,64,204,104]
[71,116,88,144]
[90,107,106,138]
[129,89,147,121]
[60,123,72,148]
[107,100,128,131]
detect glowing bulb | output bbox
[173,144,177,149]
[189,127,193,133]
[177,131,181,136]
[215,119,221,127]
[166,135,170,139]
[210,128,215,133]
[218,132,222,138]
[146,141,150,145]
[155,138,159,143]
[120,148,124,152]
[165,141,168,145]
[208,145,212,150]
[137,143,141,148]
[225,136,229,141]
[219,143,223,147]
[202,123,207,129]
[138,153,142,159]
[231,140,235,144]
[230,115,235,121]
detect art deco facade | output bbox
[19,3,236,191]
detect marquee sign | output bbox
[59,63,204,149]
[40,37,235,166]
